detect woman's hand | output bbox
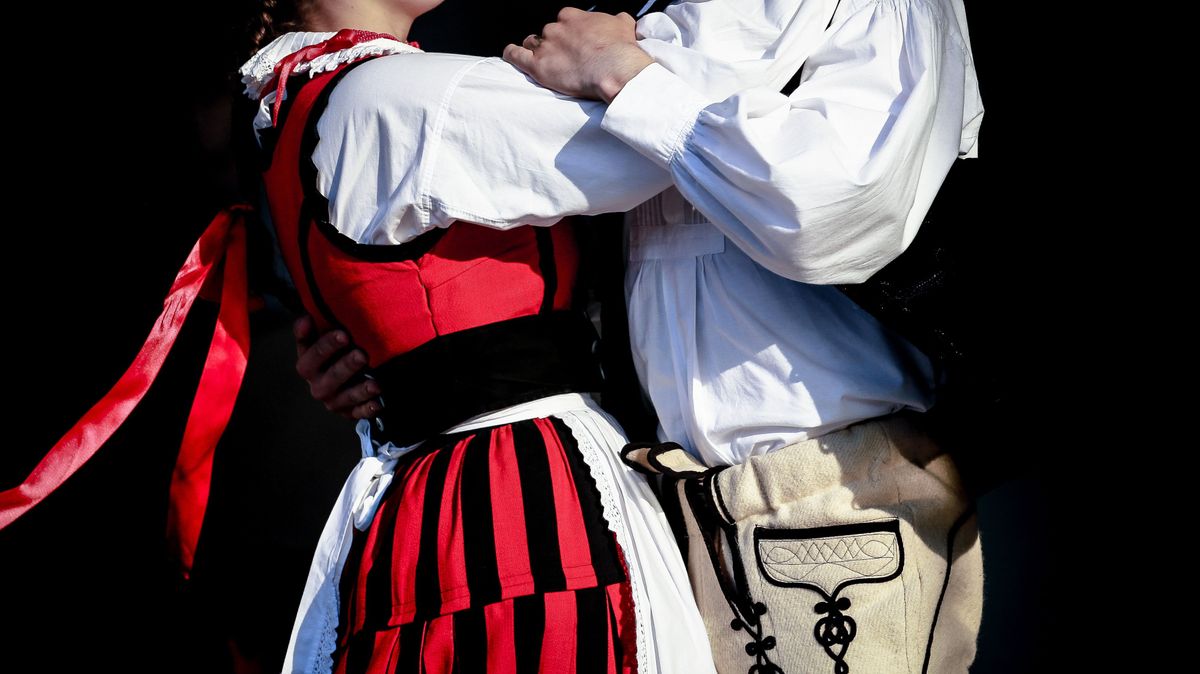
[503,8,653,103]
[294,315,382,419]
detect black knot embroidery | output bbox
[728,601,782,674]
[813,596,857,674]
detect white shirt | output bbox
[247,0,983,465]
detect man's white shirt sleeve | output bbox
[602,0,981,283]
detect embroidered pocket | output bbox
[754,520,904,674]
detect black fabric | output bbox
[607,599,624,672]
[460,432,503,606]
[396,622,424,673]
[340,624,377,674]
[511,422,568,591]
[576,213,660,443]
[452,609,488,672]
[370,311,604,447]
[575,586,610,674]
[535,227,558,314]
[512,594,546,674]
[414,445,457,620]
[836,160,1012,497]
[294,61,377,329]
[362,467,403,629]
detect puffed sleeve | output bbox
[601,0,982,283]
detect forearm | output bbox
[420,58,674,230]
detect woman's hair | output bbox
[247,0,310,56]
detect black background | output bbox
[0,2,1059,672]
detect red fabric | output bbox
[436,437,471,614]
[607,566,638,674]
[489,425,534,599]
[167,219,251,574]
[363,632,399,674]
[339,418,625,636]
[0,206,252,577]
[540,591,579,673]
[536,417,599,589]
[484,600,518,674]
[422,613,455,673]
[388,453,437,626]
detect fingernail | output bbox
[366,383,379,395]
[353,351,367,366]
[336,332,348,345]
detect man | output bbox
[297,0,984,670]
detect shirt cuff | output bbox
[600,62,710,169]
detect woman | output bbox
[238,1,713,673]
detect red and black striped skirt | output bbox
[332,416,636,673]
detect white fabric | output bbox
[281,394,715,674]
[284,0,977,465]
[282,422,422,674]
[555,395,717,674]
[238,31,422,138]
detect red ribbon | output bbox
[270,29,402,126]
[0,206,253,578]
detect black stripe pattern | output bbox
[512,421,568,591]
[575,586,610,674]
[513,594,547,674]
[460,432,502,606]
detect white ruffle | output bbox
[238,31,421,100]
[555,398,717,674]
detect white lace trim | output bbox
[238,31,421,100]
[555,408,651,674]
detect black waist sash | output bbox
[369,311,604,446]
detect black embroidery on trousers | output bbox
[813,597,856,674]
[682,471,783,674]
[755,520,906,674]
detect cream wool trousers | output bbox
[624,415,983,674]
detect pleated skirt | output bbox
[331,415,636,674]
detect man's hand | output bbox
[503,8,654,103]
[294,315,382,419]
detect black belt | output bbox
[369,311,604,446]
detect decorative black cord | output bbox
[682,472,785,674]
[813,595,857,674]
[729,601,783,674]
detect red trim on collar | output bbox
[270,29,413,126]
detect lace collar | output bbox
[238,31,421,100]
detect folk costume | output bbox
[280,1,987,672]
[240,31,714,674]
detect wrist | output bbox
[596,46,654,103]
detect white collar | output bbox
[238,31,422,100]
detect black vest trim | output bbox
[535,227,557,314]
